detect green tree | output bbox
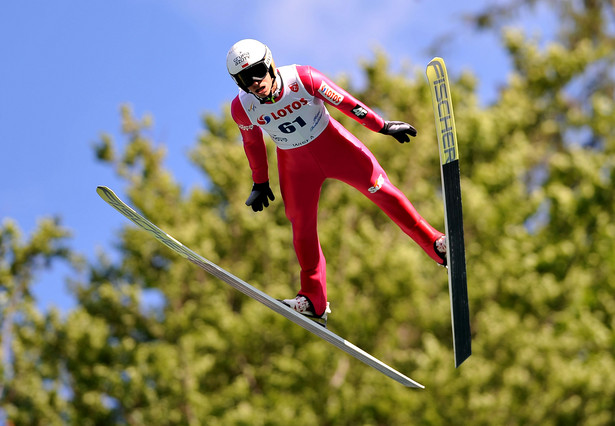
[4,0,615,424]
[0,218,72,424]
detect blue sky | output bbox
[0,1,553,312]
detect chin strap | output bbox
[255,71,282,104]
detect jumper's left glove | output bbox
[379,121,417,143]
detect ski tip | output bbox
[96,185,114,197]
[426,57,449,82]
[96,186,121,205]
[427,56,445,67]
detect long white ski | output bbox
[97,186,424,388]
[426,58,472,367]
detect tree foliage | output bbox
[2,1,615,424]
[0,218,72,424]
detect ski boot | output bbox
[281,295,331,327]
[435,235,448,267]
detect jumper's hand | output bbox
[379,121,417,143]
[245,181,275,212]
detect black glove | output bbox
[245,181,275,212]
[379,120,418,143]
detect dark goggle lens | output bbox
[237,62,269,87]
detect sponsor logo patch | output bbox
[352,104,368,119]
[234,52,250,67]
[368,174,385,194]
[256,98,309,124]
[318,81,344,105]
[257,114,272,125]
[238,123,255,131]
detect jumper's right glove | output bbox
[379,121,418,143]
[245,181,275,212]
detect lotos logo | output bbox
[257,114,272,125]
[318,81,344,105]
[289,82,299,92]
[257,98,308,124]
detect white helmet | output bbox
[226,39,276,92]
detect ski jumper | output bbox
[231,64,444,316]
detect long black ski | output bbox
[426,57,471,367]
[97,186,424,388]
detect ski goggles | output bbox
[236,61,269,87]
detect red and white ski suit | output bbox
[231,64,443,316]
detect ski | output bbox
[96,186,424,388]
[426,57,472,367]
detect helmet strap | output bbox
[254,70,281,104]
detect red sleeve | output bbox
[231,96,269,184]
[296,65,385,132]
